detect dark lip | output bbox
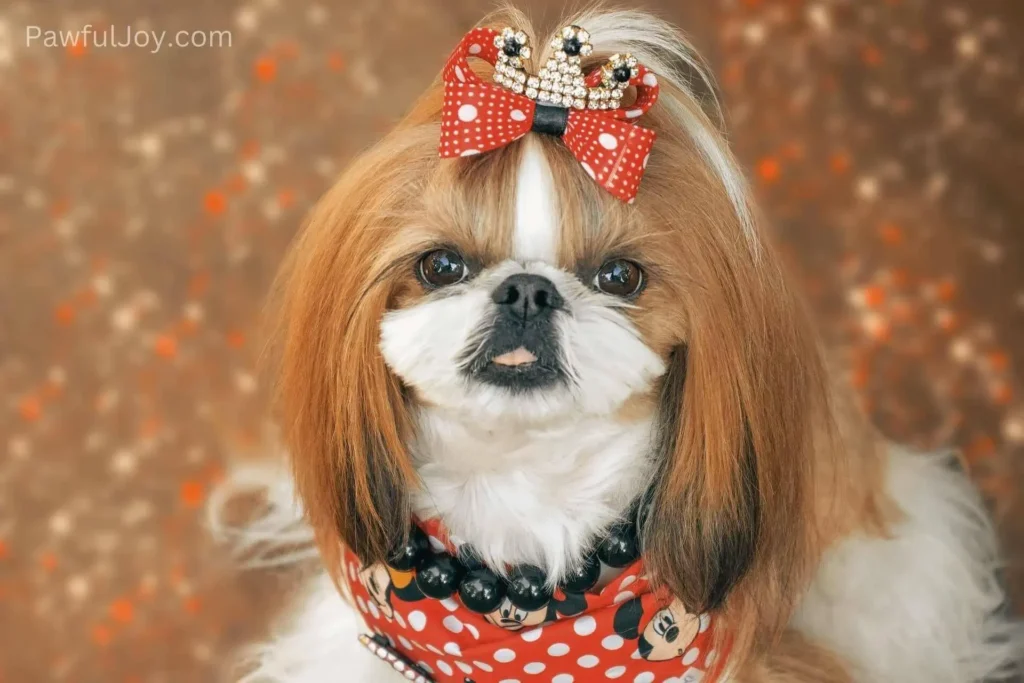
[470,355,563,391]
[460,318,566,392]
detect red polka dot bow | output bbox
[439,26,661,204]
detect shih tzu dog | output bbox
[214,6,1022,683]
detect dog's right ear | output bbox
[269,144,429,569]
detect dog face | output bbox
[379,238,666,424]
[273,8,832,662]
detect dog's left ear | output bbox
[640,241,828,640]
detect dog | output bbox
[212,6,1022,682]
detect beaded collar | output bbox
[344,518,730,683]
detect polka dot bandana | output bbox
[344,519,730,683]
[439,27,660,204]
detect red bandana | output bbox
[344,519,730,683]
[438,27,660,204]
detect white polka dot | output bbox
[580,162,596,180]
[455,65,466,83]
[524,662,546,674]
[461,149,480,157]
[437,660,453,676]
[634,674,655,683]
[614,591,635,604]
[706,649,718,666]
[573,615,597,636]
[466,623,480,640]
[367,601,379,619]
[521,626,543,642]
[578,654,600,668]
[601,635,624,651]
[408,611,427,631]
[625,109,643,119]
[619,575,637,589]
[474,661,493,672]
[553,676,574,683]
[469,44,482,55]
[495,648,517,663]
[458,104,479,122]
[356,596,368,614]
[642,154,650,169]
[599,133,618,150]
[443,615,464,634]
[428,536,446,552]
[441,598,459,612]
[511,109,527,122]
[417,661,433,673]
[394,611,407,629]
[457,661,474,674]
[605,667,627,679]
[642,72,658,87]
[399,635,413,650]
[444,642,462,656]
[548,643,570,656]
[499,680,521,683]
[427,644,444,655]
[683,648,700,665]
[699,614,711,633]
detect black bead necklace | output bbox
[386,519,642,615]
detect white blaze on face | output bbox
[514,137,559,264]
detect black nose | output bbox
[491,274,563,321]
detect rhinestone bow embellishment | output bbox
[439,25,661,203]
[491,26,641,111]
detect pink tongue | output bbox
[492,347,538,367]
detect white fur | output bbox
[234,573,385,683]
[412,411,657,582]
[513,137,558,263]
[791,447,1023,683]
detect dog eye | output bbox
[594,259,644,297]
[418,249,468,287]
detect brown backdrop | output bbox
[1,0,1021,681]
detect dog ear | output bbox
[612,597,645,640]
[270,150,424,569]
[643,347,760,612]
[640,245,827,642]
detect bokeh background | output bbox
[1,0,1021,680]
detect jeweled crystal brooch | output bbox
[492,25,637,111]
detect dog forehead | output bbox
[513,137,559,264]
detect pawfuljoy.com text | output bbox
[25,25,232,54]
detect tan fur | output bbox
[736,629,854,683]
[268,6,896,681]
